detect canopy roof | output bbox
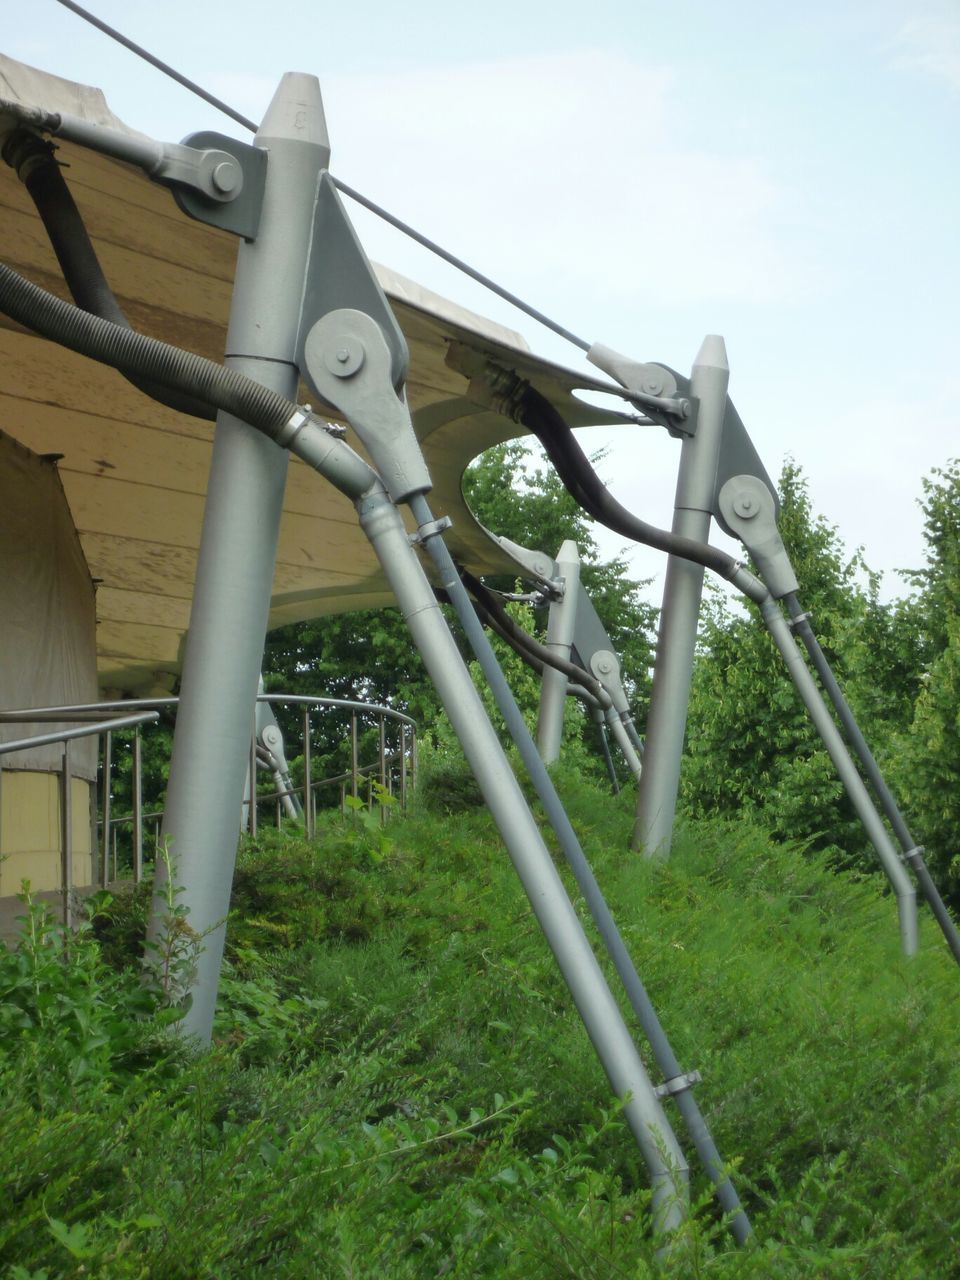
[0,53,635,693]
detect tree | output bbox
[680,463,922,872]
[262,439,658,788]
[889,461,960,898]
[461,440,658,703]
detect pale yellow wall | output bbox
[0,772,94,895]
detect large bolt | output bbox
[211,160,240,195]
[324,336,364,378]
[733,494,758,519]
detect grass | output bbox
[1,765,959,1277]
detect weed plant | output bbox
[2,772,960,1276]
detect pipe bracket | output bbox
[409,515,453,545]
[654,1070,702,1100]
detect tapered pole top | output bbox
[692,333,728,373]
[258,72,330,165]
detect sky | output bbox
[7,0,960,606]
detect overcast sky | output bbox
[9,0,959,605]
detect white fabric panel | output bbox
[0,431,99,777]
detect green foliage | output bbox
[107,719,175,870]
[889,460,960,895]
[4,778,960,1276]
[262,438,657,791]
[0,886,181,1113]
[140,842,210,1018]
[462,440,657,701]
[681,462,921,872]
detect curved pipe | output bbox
[0,257,298,436]
[4,128,216,421]
[505,381,766,603]
[460,570,612,708]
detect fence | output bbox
[0,694,417,926]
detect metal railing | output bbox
[0,710,160,927]
[0,694,417,925]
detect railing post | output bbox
[303,706,314,838]
[100,730,112,888]
[399,725,407,809]
[132,728,143,883]
[378,715,387,820]
[350,713,359,799]
[60,740,73,929]
[248,734,258,838]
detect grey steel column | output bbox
[151,74,330,1044]
[536,540,580,763]
[635,336,729,856]
[761,598,918,955]
[360,487,688,1234]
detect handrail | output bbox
[0,710,159,755]
[0,693,416,917]
[0,693,416,729]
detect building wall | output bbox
[0,433,100,893]
[0,773,94,896]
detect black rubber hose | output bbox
[460,568,612,708]
[3,128,217,422]
[513,382,750,584]
[476,602,604,711]
[435,583,603,709]
[0,257,297,437]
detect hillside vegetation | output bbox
[2,764,959,1278]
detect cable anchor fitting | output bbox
[653,1069,702,1100]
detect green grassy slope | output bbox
[1,771,959,1277]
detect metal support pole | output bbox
[359,486,688,1232]
[409,493,749,1243]
[132,728,143,883]
[303,707,314,839]
[785,596,960,967]
[247,734,259,838]
[150,74,330,1044]
[608,709,644,783]
[761,597,918,955]
[100,729,112,887]
[60,741,73,929]
[592,706,621,792]
[378,715,387,820]
[536,541,581,763]
[350,714,359,798]
[635,336,730,856]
